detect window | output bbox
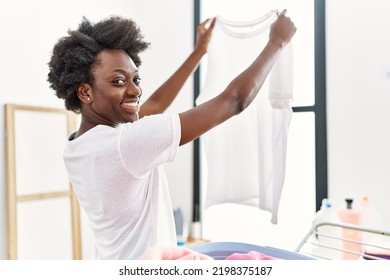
[193,0,326,250]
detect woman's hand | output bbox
[195,17,216,55]
[269,10,297,48]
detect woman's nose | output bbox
[126,82,142,97]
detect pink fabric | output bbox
[139,245,213,260]
[225,251,282,260]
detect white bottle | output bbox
[312,199,342,259]
[357,196,384,243]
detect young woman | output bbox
[48,11,296,260]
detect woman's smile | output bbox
[120,98,140,114]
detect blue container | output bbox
[188,242,314,260]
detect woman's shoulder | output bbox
[68,124,118,143]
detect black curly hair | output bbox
[48,16,150,113]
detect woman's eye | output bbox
[134,77,141,85]
[113,78,126,85]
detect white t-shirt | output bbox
[196,12,294,224]
[63,113,181,259]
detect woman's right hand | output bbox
[269,10,297,48]
[195,17,216,55]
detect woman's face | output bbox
[88,49,142,125]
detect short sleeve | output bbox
[118,113,181,177]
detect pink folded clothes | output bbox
[363,239,390,260]
[139,245,213,260]
[225,251,283,260]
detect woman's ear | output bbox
[77,83,93,104]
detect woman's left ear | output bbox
[77,83,93,104]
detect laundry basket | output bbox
[189,241,314,260]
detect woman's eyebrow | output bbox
[112,69,139,75]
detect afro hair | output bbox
[47,16,150,113]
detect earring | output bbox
[87,98,90,101]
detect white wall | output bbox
[0,0,194,259]
[327,0,390,230]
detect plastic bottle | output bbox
[311,198,342,259]
[357,196,384,243]
[173,208,188,246]
[337,198,362,259]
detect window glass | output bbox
[200,0,315,249]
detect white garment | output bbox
[196,12,294,224]
[63,113,181,259]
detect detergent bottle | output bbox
[337,198,362,259]
[312,198,342,259]
[357,196,384,243]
